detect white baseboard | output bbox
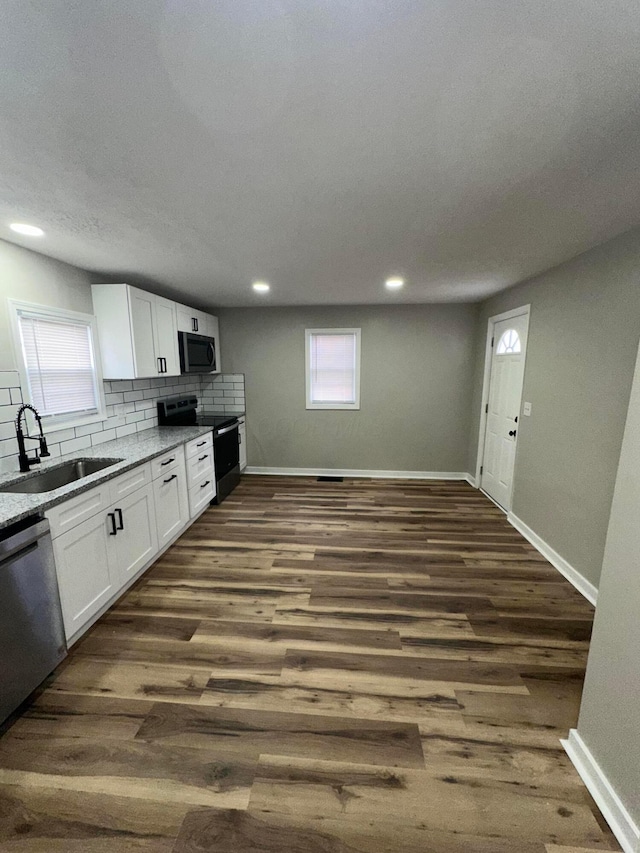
[244,466,470,481]
[563,730,639,853]
[507,511,598,606]
[465,473,477,487]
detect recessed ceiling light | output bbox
[252,281,270,293]
[385,276,404,289]
[10,223,44,237]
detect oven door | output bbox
[179,332,217,373]
[213,421,239,479]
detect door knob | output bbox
[508,429,517,437]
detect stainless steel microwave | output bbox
[178,331,217,373]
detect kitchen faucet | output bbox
[15,404,50,472]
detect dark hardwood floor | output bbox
[0,476,620,852]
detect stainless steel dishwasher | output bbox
[0,516,67,724]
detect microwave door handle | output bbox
[207,342,215,367]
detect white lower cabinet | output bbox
[153,465,189,548]
[112,484,158,584]
[51,481,157,642]
[52,510,118,640]
[48,438,207,644]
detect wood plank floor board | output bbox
[171,807,550,853]
[199,675,464,724]
[0,476,620,852]
[273,604,476,636]
[191,619,403,652]
[399,635,589,668]
[72,634,287,676]
[0,784,186,852]
[6,693,154,741]
[248,755,611,848]
[135,702,425,769]
[281,648,529,696]
[0,733,258,809]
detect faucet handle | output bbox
[39,435,50,457]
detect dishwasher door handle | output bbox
[0,518,50,563]
[0,541,38,569]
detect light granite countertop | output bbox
[0,426,214,531]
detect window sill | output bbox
[306,403,360,411]
[44,411,108,434]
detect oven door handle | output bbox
[214,423,238,438]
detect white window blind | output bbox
[17,311,100,418]
[306,329,361,409]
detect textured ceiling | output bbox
[1,1,640,307]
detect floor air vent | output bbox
[317,476,344,482]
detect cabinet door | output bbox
[52,512,118,640]
[176,303,196,334]
[128,287,158,378]
[153,295,180,377]
[239,421,247,471]
[153,467,188,549]
[113,484,158,585]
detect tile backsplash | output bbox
[0,371,245,474]
[200,374,246,414]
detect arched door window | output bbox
[496,329,521,354]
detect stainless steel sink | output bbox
[0,458,124,494]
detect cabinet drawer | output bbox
[185,432,213,460]
[151,446,185,480]
[186,449,215,488]
[46,483,112,539]
[109,462,151,502]
[188,476,216,518]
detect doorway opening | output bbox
[474,305,530,512]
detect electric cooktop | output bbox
[157,395,239,429]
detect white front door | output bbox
[481,312,529,510]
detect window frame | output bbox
[8,299,108,433]
[305,327,361,411]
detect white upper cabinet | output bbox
[176,303,208,335]
[92,284,180,379]
[175,302,221,373]
[153,295,181,376]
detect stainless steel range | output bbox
[157,396,241,502]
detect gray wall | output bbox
[576,338,640,830]
[0,240,93,371]
[218,304,479,473]
[468,227,640,588]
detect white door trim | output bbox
[474,305,531,500]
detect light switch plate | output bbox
[523,402,532,416]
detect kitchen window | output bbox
[305,328,361,410]
[9,300,107,431]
